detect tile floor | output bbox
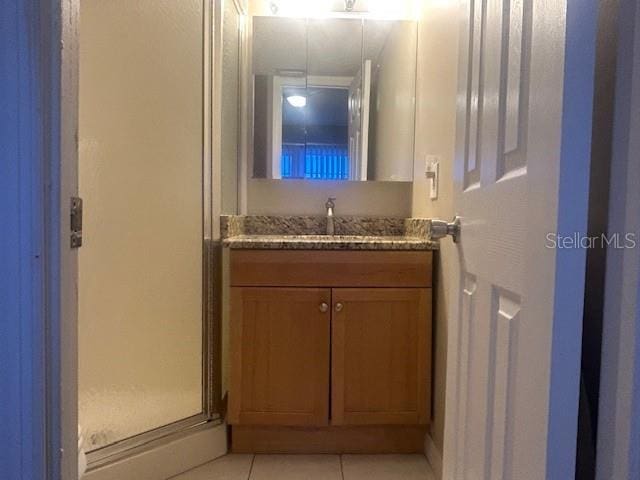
[169,454,435,480]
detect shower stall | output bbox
[78,0,222,467]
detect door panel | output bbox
[452,0,533,475]
[445,0,595,478]
[229,287,331,426]
[489,288,521,479]
[331,288,431,425]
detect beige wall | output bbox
[370,21,418,181]
[412,0,460,459]
[79,0,204,446]
[247,179,412,216]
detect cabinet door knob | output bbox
[319,302,329,313]
[335,302,344,312]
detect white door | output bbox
[443,1,597,479]
[348,60,371,180]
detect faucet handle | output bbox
[326,197,336,208]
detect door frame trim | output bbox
[56,0,80,476]
[0,0,74,477]
[596,0,640,478]
[545,0,599,477]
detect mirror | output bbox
[251,16,417,182]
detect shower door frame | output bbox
[80,0,225,469]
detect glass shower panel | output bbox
[78,0,204,451]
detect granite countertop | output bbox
[221,216,439,251]
[223,234,437,250]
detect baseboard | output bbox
[231,425,428,454]
[424,433,443,480]
[83,422,227,480]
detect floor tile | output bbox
[169,454,254,480]
[250,454,342,480]
[341,454,435,480]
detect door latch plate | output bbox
[70,197,83,248]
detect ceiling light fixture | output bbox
[286,95,307,108]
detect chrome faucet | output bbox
[325,197,336,236]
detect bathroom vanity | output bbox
[223,216,437,453]
[216,3,441,455]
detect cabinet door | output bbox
[331,288,431,425]
[229,287,331,426]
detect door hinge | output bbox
[70,197,83,248]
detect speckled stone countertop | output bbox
[221,215,438,251]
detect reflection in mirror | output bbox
[252,16,308,179]
[251,16,417,182]
[365,19,417,181]
[307,18,363,180]
[282,86,350,179]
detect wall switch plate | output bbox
[425,155,440,200]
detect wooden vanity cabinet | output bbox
[331,288,431,426]
[228,250,433,432]
[228,287,331,426]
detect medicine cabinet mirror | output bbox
[251,16,418,182]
